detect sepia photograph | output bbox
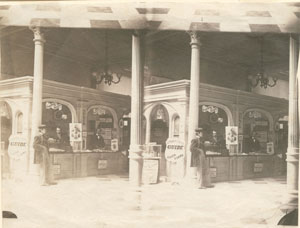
[0,0,299,227]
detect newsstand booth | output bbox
[144,80,288,182]
[0,77,130,179]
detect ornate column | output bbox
[187,31,201,177]
[29,26,45,166]
[284,34,299,211]
[129,30,145,186]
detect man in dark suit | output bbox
[90,128,105,150]
[33,125,56,186]
[190,128,213,189]
[51,127,71,151]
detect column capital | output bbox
[29,26,45,43]
[133,29,147,37]
[187,31,201,46]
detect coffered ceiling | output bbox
[1,26,290,84]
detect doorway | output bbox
[150,105,169,176]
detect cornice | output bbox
[145,80,288,112]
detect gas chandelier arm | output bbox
[267,77,278,87]
[111,74,122,84]
[97,75,104,84]
[248,36,277,89]
[252,76,260,88]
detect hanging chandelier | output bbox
[91,31,122,86]
[248,36,277,89]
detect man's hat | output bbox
[195,128,203,133]
[38,124,46,129]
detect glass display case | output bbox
[143,143,162,158]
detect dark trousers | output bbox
[196,151,211,187]
[40,150,52,184]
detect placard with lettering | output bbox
[226,126,238,145]
[98,160,108,169]
[254,163,263,173]
[142,159,159,184]
[165,138,185,163]
[8,135,27,160]
[69,123,82,142]
[111,139,118,152]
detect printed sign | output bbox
[8,135,27,160]
[111,139,119,152]
[98,160,108,169]
[142,159,159,184]
[69,123,82,142]
[165,138,185,163]
[226,126,238,145]
[52,164,61,175]
[267,142,274,155]
[210,167,217,178]
[254,163,263,173]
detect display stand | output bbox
[142,144,161,184]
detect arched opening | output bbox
[150,105,169,176]
[16,112,23,134]
[0,101,12,175]
[199,104,228,155]
[173,115,180,138]
[42,101,73,144]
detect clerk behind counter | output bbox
[48,127,72,152]
[88,128,105,150]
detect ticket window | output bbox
[42,102,72,150]
[198,105,228,154]
[87,107,115,150]
[243,110,269,153]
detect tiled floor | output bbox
[2,175,296,228]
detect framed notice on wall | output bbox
[267,142,274,155]
[69,123,82,142]
[226,126,238,145]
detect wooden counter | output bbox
[207,154,285,182]
[49,151,128,180]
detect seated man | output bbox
[90,128,105,150]
[49,127,71,151]
[249,134,261,152]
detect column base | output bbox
[129,144,144,186]
[280,190,298,213]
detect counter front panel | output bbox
[50,151,128,179]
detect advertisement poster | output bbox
[69,123,82,142]
[225,126,238,145]
[8,135,27,160]
[267,142,274,155]
[111,139,119,152]
[165,138,185,163]
[142,159,159,184]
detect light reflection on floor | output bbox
[2,175,293,228]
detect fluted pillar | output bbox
[29,26,45,167]
[129,30,145,186]
[187,31,201,177]
[284,34,299,211]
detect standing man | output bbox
[33,125,56,186]
[190,128,213,189]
